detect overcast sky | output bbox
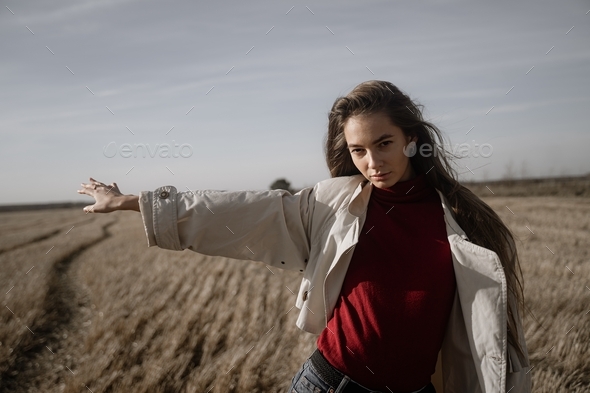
[1,0,589,204]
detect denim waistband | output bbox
[309,349,431,393]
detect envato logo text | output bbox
[403,141,493,158]
[103,141,193,158]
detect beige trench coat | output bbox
[138,174,531,393]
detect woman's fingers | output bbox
[80,178,106,213]
[80,183,94,191]
[108,182,121,194]
[82,182,107,190]
[79,184,90,193]
[89,177,106,187]
[90,179,116,193]
[79,182,104,196]
[79,178,122,213]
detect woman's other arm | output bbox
[139,184,317,272]
[77,177,317,272]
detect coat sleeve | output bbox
[137,185,316,272]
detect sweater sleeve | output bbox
[137,185,316,272]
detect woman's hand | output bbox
[77,177,130,213]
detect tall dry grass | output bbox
[485,196,590,391]
[1,194,589,392]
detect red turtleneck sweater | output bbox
[316,173,456,392]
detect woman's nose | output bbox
[367,151,382,168]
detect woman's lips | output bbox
[371,172,390,180]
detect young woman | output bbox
[78,80,531,393]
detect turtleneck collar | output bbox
[370,172,433,203]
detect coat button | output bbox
[302,291,308,301]
[159,190,169,199]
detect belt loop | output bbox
[334,375,350,393]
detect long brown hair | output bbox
[325,80,527,360]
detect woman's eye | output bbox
[351,149,363,154]
[380,141,392,147]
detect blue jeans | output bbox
[288,356,436,393]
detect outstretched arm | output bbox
[78,177,320,272]
[137,184,316,271]
[77,177,139,213]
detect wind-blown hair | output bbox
[325,80,527,361]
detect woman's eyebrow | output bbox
[347,134,395,148]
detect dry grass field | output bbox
[1,179,589,392]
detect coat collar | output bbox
[345,174,469,240]
[346,175,371,217]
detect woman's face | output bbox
[344,112,417,189]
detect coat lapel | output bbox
[437,190,507,393]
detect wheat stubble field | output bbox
[1,181,589,392]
